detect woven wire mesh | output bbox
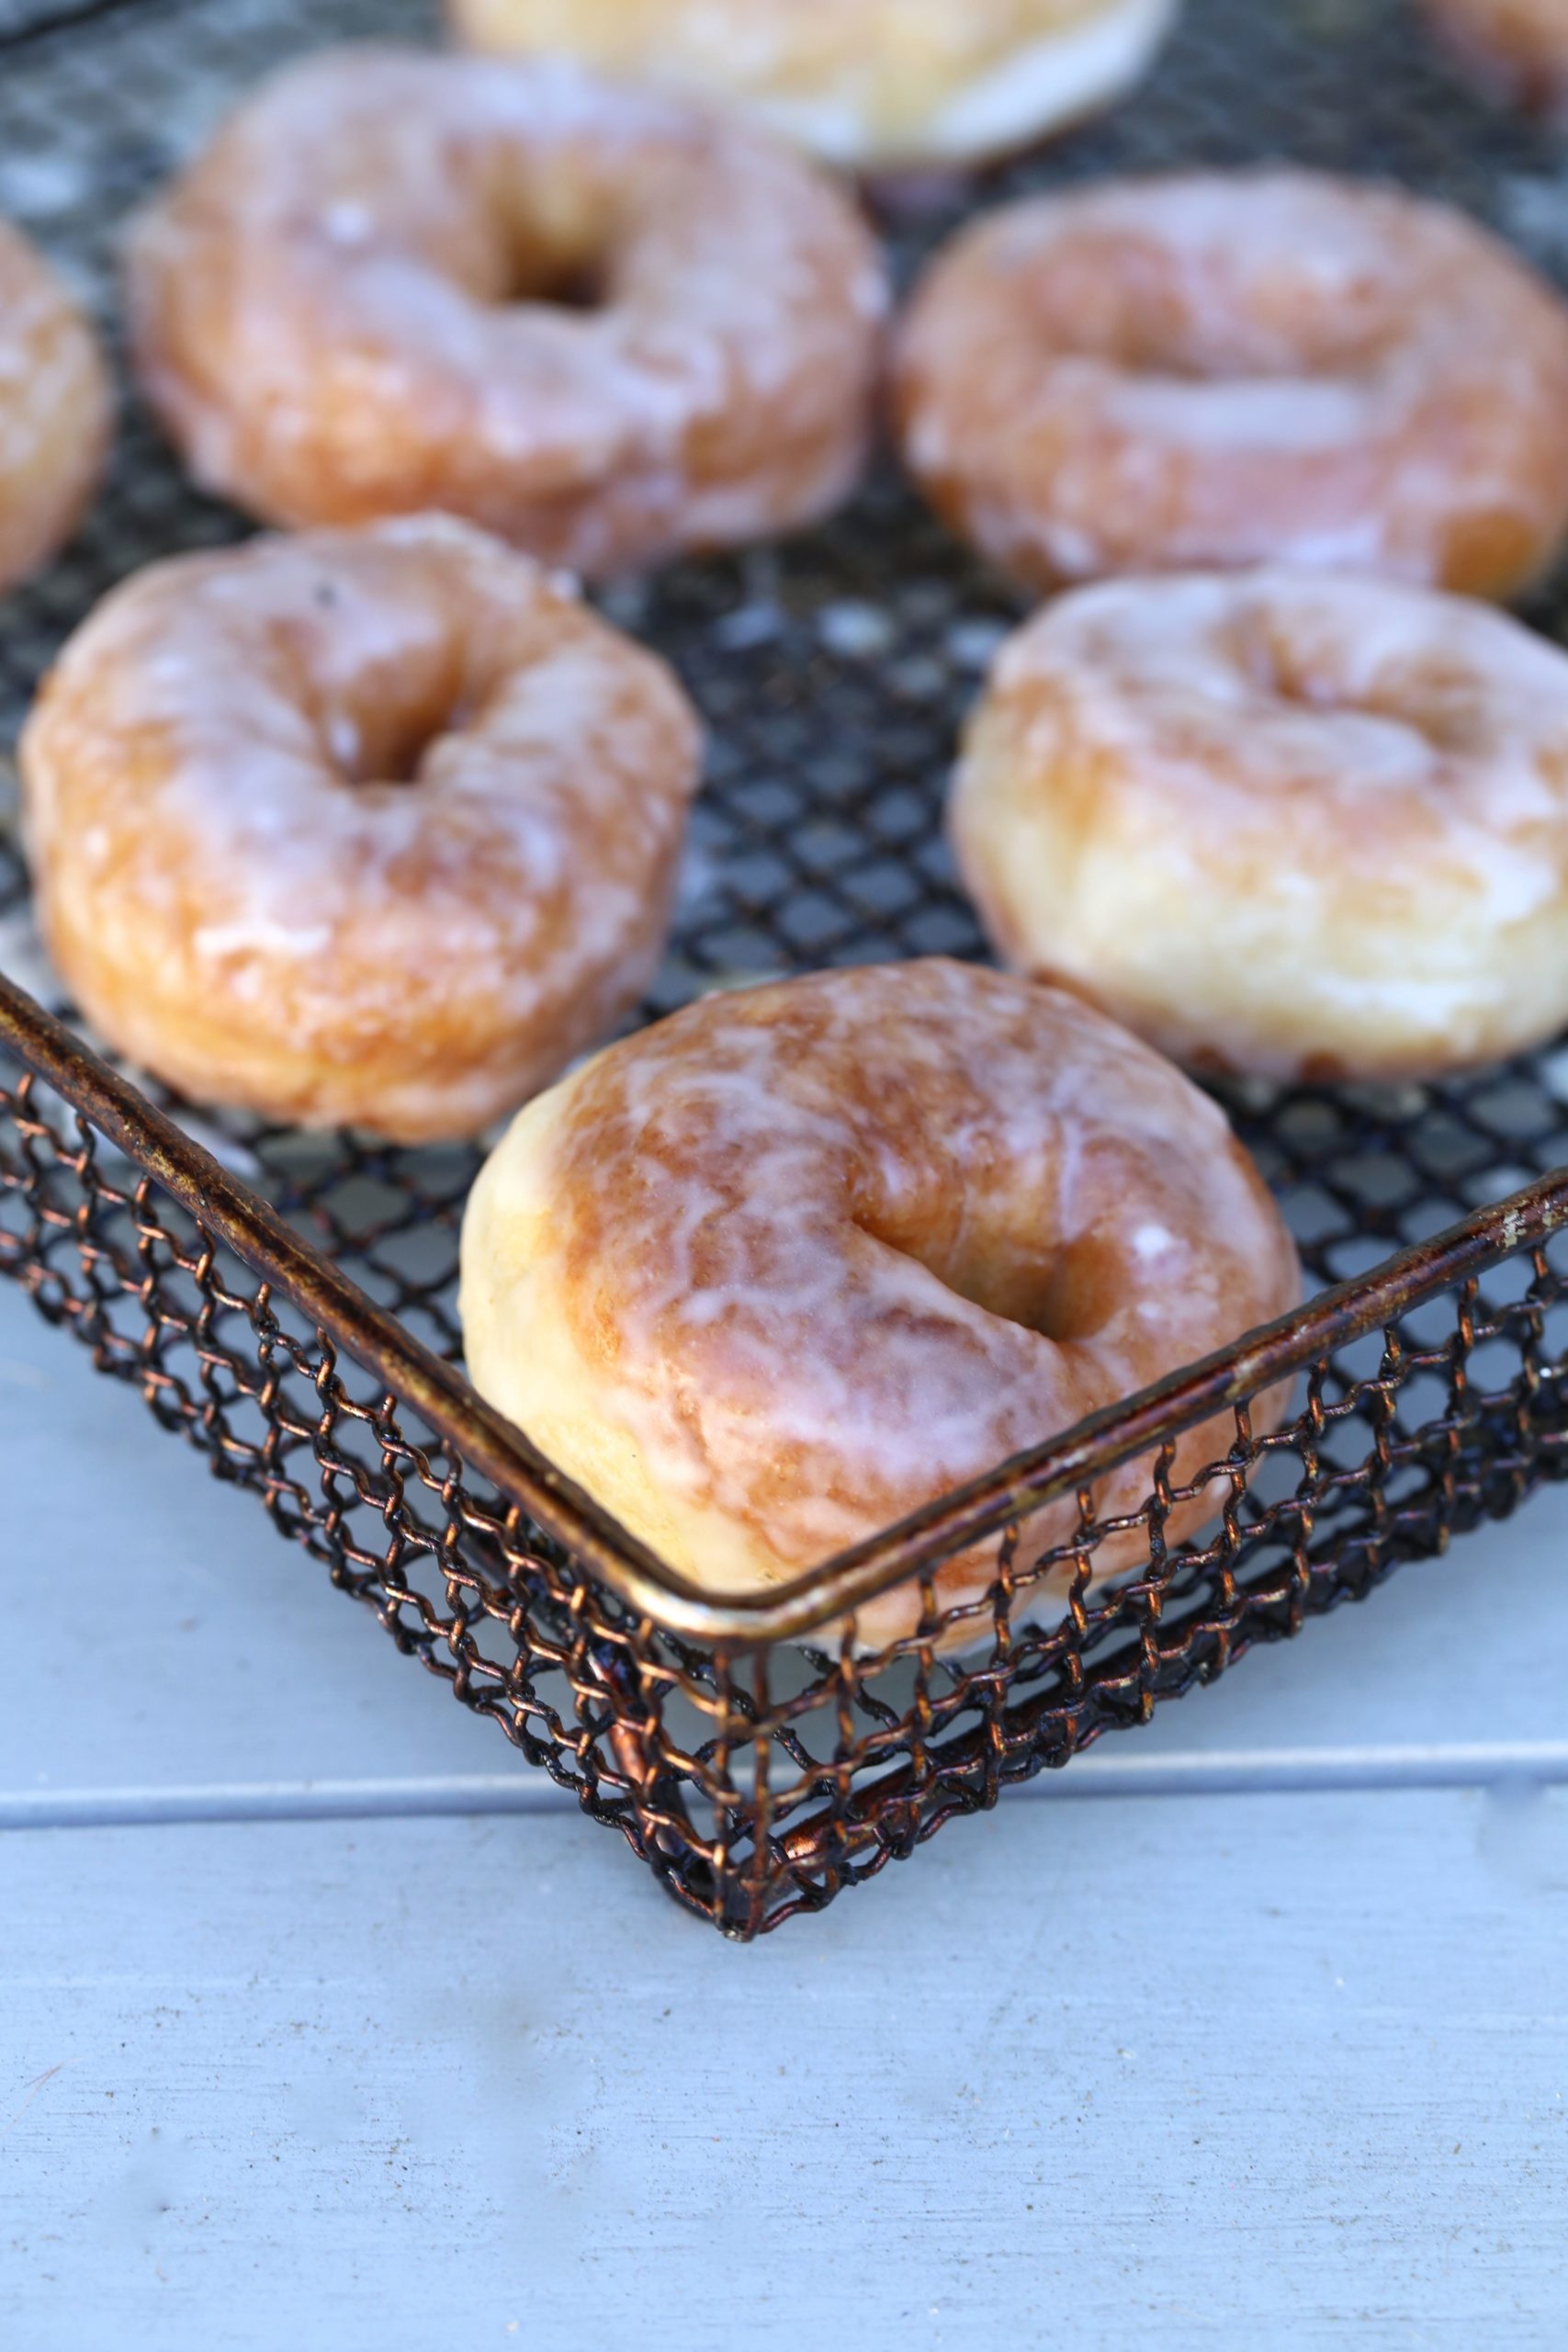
[2,0,1568,1932]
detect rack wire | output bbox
[3,0,1567,1934]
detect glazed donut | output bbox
[0,220,110,598]
[894,170,1568,601]
[953,571,1568,1085]
[124,47,887,580]
[1426,0,1568,111]
[459,960,1301,1651]
[447,0,1179,173]
[18,516,702,1142]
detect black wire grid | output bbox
[2,0,1567,1935]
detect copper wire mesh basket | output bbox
[4,0,1568,1937]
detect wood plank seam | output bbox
[4,1741,1567,1831]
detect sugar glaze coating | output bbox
[20,516,703,1141]
[460,960,1301,1651]
[126,46,888,578]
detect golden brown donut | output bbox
[448,0,1179,172]
[459,960,1301,1651]
[19,516,702,1142]
[1427,0,1568,110]
[124,46,887,580]
[954,571,1568,1085]
[0,219,110,597]
[893,170,1568,600]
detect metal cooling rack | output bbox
[2,0,1567,1935]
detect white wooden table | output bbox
[3,1271,1566,2350]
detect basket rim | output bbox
[6,966,1566,1646]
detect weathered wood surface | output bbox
[3,1277,1566,2350]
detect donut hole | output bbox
[1116,306,1390,384]
[1235,616,1493,753]
[1034,1232,1134,1345]
[321,690,472,789]
[866,1218,1125,1347]
[471,188,618,314]
[952,1233,1128,1345]
[490,241,609,313]
[1024,235,1398,383]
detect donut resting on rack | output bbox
[459,959,1302,1654]
[893,169,1568,599]
[953,571,1568,1084]
[124,45,888,580]
[18,516,703,1142]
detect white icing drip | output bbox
[193,916,335,962]
[1102,376,1372,452]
